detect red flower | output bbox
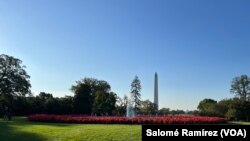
[28,114,227,124]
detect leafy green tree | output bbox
[12,96,31,115]
[232,100,250,121]
[197,98,217,116]
[170,109,185,115]
[92,91,116,115]
[71,84,92,114]
[58,96,73,114]
[71,77,112,115]
[197,97,250,121]
[12,94,74,115]
[158,108,170,115]
[114,95,128,116]
[106,92,117,115]
[38,92,53,101]
[36,92,56,114]
[0,54,31,106]
[230,75,250,101]
[225,108,237,121]
[130,75,141,115]
[139,100,157,115]
[92,91,103,115]
[216,99,233,117]
[78,78,111,94]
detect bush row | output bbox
[28,114,227,124]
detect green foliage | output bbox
[0,117,141,141]
[170,109,185,115]
[230,75,250,101]
[72,78,111,94]
[197,99,218,116]
[139,100,157,115]
[71,77,116,115]
[232,100,250,121]
[13,96,33,115]
[130,75,141,115]
[114,95,128,116]
[12,93,74,115]
[222,98,250,121]
[225,108,237,121]
[0,54,31,106]
[92,91,116,116]
[197,98,250,121]
[72,84,92,114]
[158,108,170,115]
[1,77,118,116]
[58,96,74,114]
[216,99,234,117]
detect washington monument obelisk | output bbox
[154,72,158,110]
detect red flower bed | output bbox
[28,114,227,124]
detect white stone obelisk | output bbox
[154,72,158,110]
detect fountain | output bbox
[126,93,135,118]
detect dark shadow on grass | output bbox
[7,116,74,127]
[0,117,45,141]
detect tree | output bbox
[92,91,116,116]
[114,95,128,116]
[216,99,233,117]
[225,108,237,121]
[230,75,250,101]
[78,78,111,94]
[130,75,141,115]
[231,99,250,121]
[170,109,185,115]
[106,92,117,115]
[139,100,157,115]
[71,84,92,114]
[38,92,53,101]
[12,96,31,115]
[35,92,57,114]
[11,94,74,115]
[0,54,31,107]
[158,108,170,115]
[57,96,73,114]
[197,98,218,116]
[70,77,112,115]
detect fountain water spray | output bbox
[126,93,135,118]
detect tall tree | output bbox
[79,78,111,94]
[70,77,112,114]
[0,54,31,106]
[197,98,218,116]
[92,91,116,116]
[71,83,92,114]
[130,75,141,115]
[230,75,250,101]
[57,96,73,114]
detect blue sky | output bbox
[1,0,250,110]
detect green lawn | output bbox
[230,121,250,125]
[0,117,141,141]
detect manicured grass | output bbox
[0,117,141,141]
[230,121,250,125]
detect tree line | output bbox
[198,75,250,121]
[0,54,157,116]
[1,54,250,121]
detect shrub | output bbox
[28,114,227,124]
